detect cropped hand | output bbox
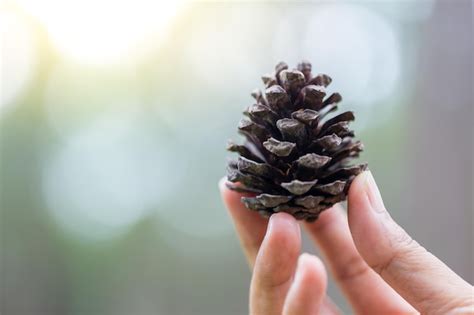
[219,171,474,315]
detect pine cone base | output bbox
[226,61,367,222]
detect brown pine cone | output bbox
[226,60,367,222]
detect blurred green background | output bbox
[1,0,472,314]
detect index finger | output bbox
[219,177,268,267]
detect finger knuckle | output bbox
[435,295,474,315]
[335,253,371,283]
[370,235,424,277]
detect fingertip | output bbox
[221,186,241,210]
[219,177,252,215]
[258,214,301,272]
[219,177,268,267]
[347,171,374,233]
[348,170,386,228]
[218,177,232,203]
[218,176,227,192]
[347,171,371,211]
[283,253,327,315]
[266,212,301,252]
[347,171,388,260]
[219,177,261,216]
[251,213,301,299]
[296,253,327,291]
[347,170,405,276]
[269,212,299,233]
[218,177,238,204]
[348,170,385,213]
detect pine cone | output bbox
[226,61,367,222]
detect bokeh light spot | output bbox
[302,4,400,107]
[42,111,183,241]
[182,5,261,90]
[0,10,36,111]
[271,3,401,124]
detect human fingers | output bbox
[347,171,473,314]
[249,213,301,315]
[219,177,268,267]
[283,253,333,315]
[305,205,416,314]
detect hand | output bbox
[219,171,474,315]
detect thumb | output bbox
[347,171,473,314]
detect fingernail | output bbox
[298,253,312,268]
[364,171,386,213]
[268,213,299,238]
[359,169,370,184]
[294,253,311,282]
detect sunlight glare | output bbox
[16,0,186,65]
[0,10,36,110]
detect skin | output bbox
[219,171,474,315]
